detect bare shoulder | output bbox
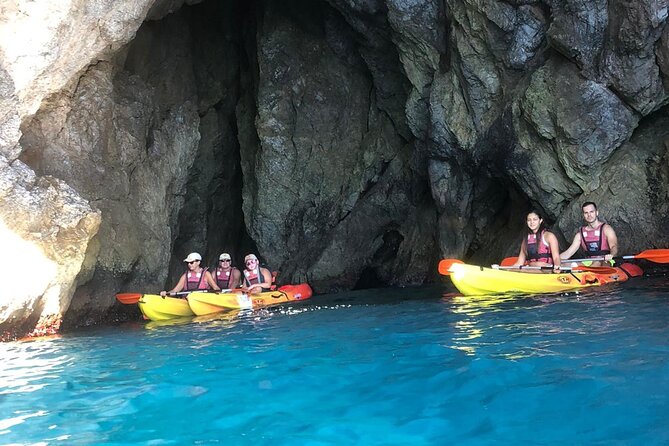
[603,223,617,235]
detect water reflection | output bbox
[143,309,243,331]
[442,291,560,357]
[444,293,522,316]
[0,341,70,395]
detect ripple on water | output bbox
[0,281,668,444]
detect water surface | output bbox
[1,277,668,445]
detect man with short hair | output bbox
[213,253,241,290]
[560,202,618,266]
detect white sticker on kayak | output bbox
[236,294,253,309]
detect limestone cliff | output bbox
[0,0,667,338]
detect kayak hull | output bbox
[188,283,313,316]
[138,294,194,321]
[446,263,637,296]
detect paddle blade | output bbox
[635,249,669,263]
[572,265,619,274]
[500,257,519,267]
[438,259,464,275]
[116,293,142,304]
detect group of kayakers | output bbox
[160,252,273,296]
[512,201,617,272]
[161,201,615,294]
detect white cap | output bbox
[244,253,258,263]
[183,252,202,262]
[219,253,231,261]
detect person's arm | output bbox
[161,274,186,296]
[260,268,273,288]
[232,269,242,288]
[546,232,561,272]
[604,225,618,260]
[512,241,527,267]
[205,271,220,291]
[560,233,581,260]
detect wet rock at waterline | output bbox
[1,0,668,338]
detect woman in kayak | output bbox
[512,211,561,273]
[160,252,220,296]
[241,253,273,294]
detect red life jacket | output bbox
[580,223,610,257]
[526,230,553,264]
[185,268,210,291]
[243,267,277,291]
[215,267,238,289]
[243,266,262,287]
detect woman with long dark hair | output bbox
[512,211,561,273]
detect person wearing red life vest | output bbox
[160,252,220,296]
[241,253,272,295]
[512,210,561,273]
[214,252,241,289]
[560,202,618,267]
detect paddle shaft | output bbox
[116,288,238,305]
[495,264,619,274]
[566,255,652,263]
[506,249,669,266]
[494,265,569,272]
[168,288,236,297]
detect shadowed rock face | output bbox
[0,0,668,336]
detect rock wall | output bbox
[0,0,667,337]
[0,0,157,339]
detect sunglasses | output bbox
[220,259,231,262]
[187,260,199,264]
[245,260,257,265]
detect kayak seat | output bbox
[579,273,599,285]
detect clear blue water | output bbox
[1,277,668,445]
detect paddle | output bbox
[493,265,561,271]
[565,249,669,264]
[493,264,619,274]
[501,249,669,267]
[115,288,240,305]
[116,293,145,304]
[438,259,464,275]
[500,257,518,266]
[502,256,610,267]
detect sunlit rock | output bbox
[0,157,100,340]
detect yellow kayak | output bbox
[446,262,639,296]
[138,294,194,321]
[187,283,313,316]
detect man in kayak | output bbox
[511,210,562,273]
[160,252,220,296]
[560,202,618,266]
[214,252,241,290]
[241,253,273,294]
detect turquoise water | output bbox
[1,278,668,445]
